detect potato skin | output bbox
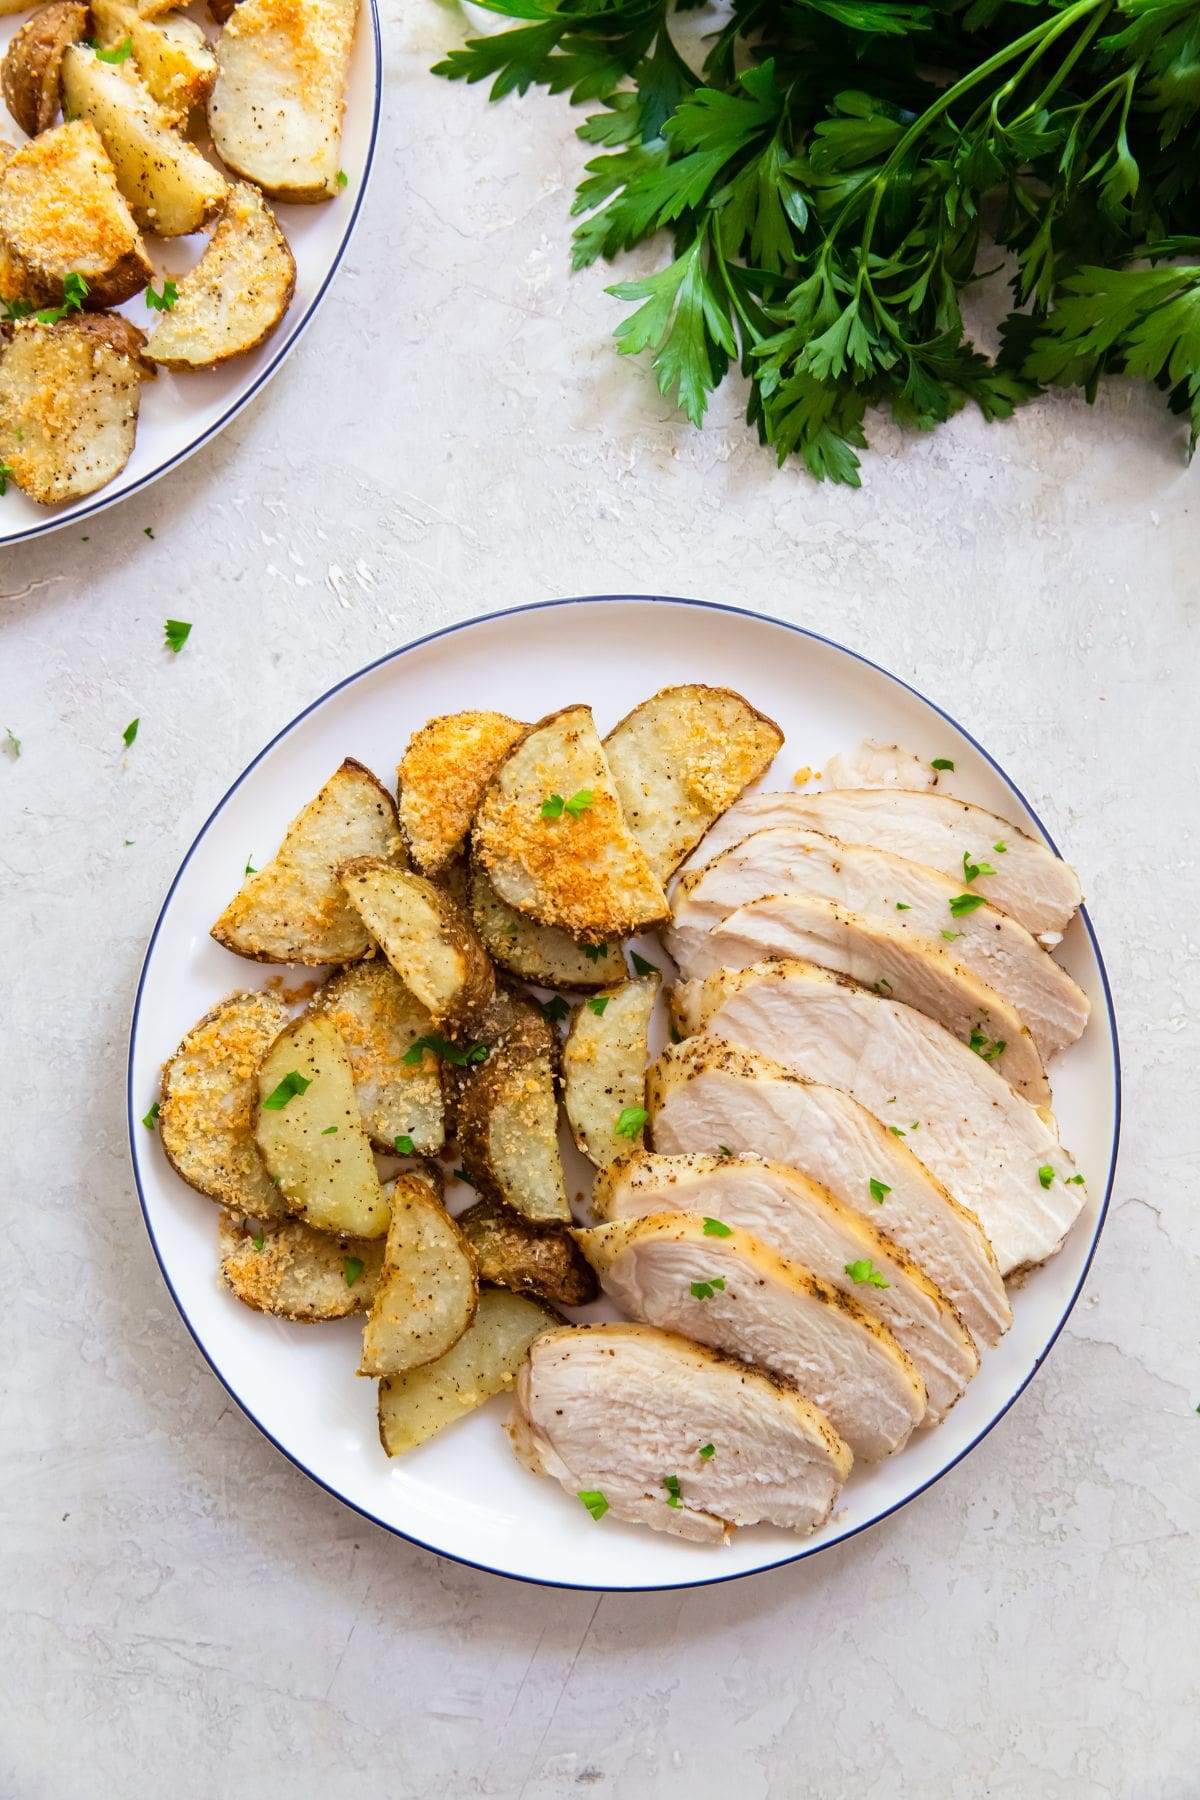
[0,120,153,309]
[2,1,89,138]
[457,1197,598,1309]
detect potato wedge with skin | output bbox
[91,0,217,123]
[211,759,403,965]
[604,685,784,884]
[255,1013,390,1238]
[338,858,495,1033]
[378,1288,560,1455]
[467,861,627,991]
[440,983,559,1135]
[359,1172,478,1376]
[457,1197,598,1309]
[208,0,357,202]
[0,120,151,309]
[145,183,294,370]
[61,45,227,236]
[398,711,527,878]
[310,961,444,1154]
[563,974,658,1168]
[0,314,146,504]
[473,705,670,942]
[457,1044,570,1225]
[219,1211,383,1319]
[159,989,290,1218]
[2,2,89,138]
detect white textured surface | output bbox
[1,0,1198,1792]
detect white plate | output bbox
[127,597,1120,1592]
[0,2,380,548]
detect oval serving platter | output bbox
[128,596,1120,1592]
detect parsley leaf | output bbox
[142,1102,160,1130]
[931,758,955,772]
[586,995,610,1015]
[582,942,608,963]
[702,1216,732,1236]
[4,727,19,758]
[1066,1173,1086,1185]
[164,618,191,653]
[963,851,997,883]
[146,280,179,313]
[578,1489,608,1520]
[690,1276,726,1299]
[251,1233,265,1251]
[541,996,571,1023]
[93,33,132,62]
[663,1473,682,1508]
[564,788,594,818]
[403,1034,489,1067]
[34,271,89,324]
[1038,1165,1056,1188]
[993,840,1008,854]
[244,855,257,876]
[949,894,987,917]
[0,463,13,497]
[895,902,911,911]
[615,1105,648,1138]
[394,1134,415,1154]
[122,718,139,748]
[262,1070,312,1109]
[845,1257,889,1288]
[698,1442,715,1459]
[453,1167,477,1187]
[343,1255,365,1287]
[541,793,564,819]
[336,169,349,189]
[321,1125,338,1135]
[869,1177,890,1203]
[631,951,659,976]
[942,929,962,942]
[969,1030,1007,1062]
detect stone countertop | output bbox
[1,3,1197,1794]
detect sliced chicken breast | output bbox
[647,1035,1011,1346]
[683,789,1081,943]
[593,1152,978,1422]
[675,890,1049,1104]
[672,962,1089,1277]
[576,1213,927,1460]
[821,741,941,791]
[509,1323,853,1542]
[668,827,1089,1061]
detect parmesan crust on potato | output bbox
[398,710,526,877]
[0,120,151,308]
[310,960,445,1153]
[145,182,295,369]
[219,1210,384,1319]
[0,313,148,504]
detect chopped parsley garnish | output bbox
[122,718,139,748]
[948,894,987,917]
[930,758,955,772]
[343,1255,365,1287]
[34,271,89,323]
[251,1233,265,1251]
[993,840,1008,854]
[1066,1173,1086,1185]
[969,1030,1007,1062]
[542,789,594,820]
[895,902,911,911]
[1038,1165,1056,1189]
[578,1489,608,1520]
[690,1276,726,1300]
[244,856,257,876]
[262,1070,312,1109]
[164,618,191,653]
[394,1134,414,1155]
[321,1125,338,1135]
[142,1102,160,1130]
[0,463,13,497]
[717,1145,733,1158]
[702,1217,732,1237]
[453,1167,477,1187]
[888,1125,906,1137]
[872,976,893,995]
[146,280,179,313]
[869,1178,890,1204]
[631,952,659,977]
[581,942,607,963]
[663,1474,682,1509]
[962,851,997,883]
[93,34,132,62]
[586,996,610,1016]
[144,527,155,539]
[541,996,570,1023]
[942,929,962,942]
[698,1443,715,1460]
[403,1034,488,1067]
[4,727,19,757]
[845,1258,889,1289]
[614,1105,648,1139]
[336,169,349,189]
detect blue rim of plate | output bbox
[127,595,1122,1594]
[0,0,382,550]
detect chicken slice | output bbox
[681,789,1081,943]
[668,826,1088,1061]
[676,889,1049,1104]
[647,1035,1011,1346]
[509,1323,853,1542]
[576,1214,927,1460]
[593,1151,978,1422]
[671,962,1089,1279]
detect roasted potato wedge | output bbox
[604,685,784,883]
[378,1288,560,1455]
[457,1042,569,1224]
[310,960,444,1154]
[359,1172,478,1376]
[158,989,291,1218]
[472,704,670,942]
[255,1013,390,1238]
[0,313,146,504]
[211,759,404,965]
[208,0,357,202]
[61,45,227,236]
[219,1211,383,1319]
[467,861,627,991]
[338,858,495,1033]
[457,1197,598,1309]
[397,710,526,878]
[440,982,559,1134]
[562,974,658,1168]
[145,182,294,369]
[0,120,151,308]
[91,0,217,123]
[2,1,88,138]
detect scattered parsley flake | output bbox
[142,1102,160,1130]
[963,851,997,883]
[321,1125,338,1135]
[702,1217,732,1237]
[0,463,13,496]
[541,996,570,1023]
[586,996,610,1016]
[93,33,132,61]
[888,1125,906,1137]
[34,271,89,323]
[541,793,564,819]
[615,1105,648,1139]
[942,929,962,942]
[581,942,607,964]
[251,1233,265,1251]
[931,759,955,772]
[403,1034,488,1067]
[453,1167,477,1187]
[631,951,659,977]
[895,902,911,911]
[144,527,155,539]
[343,1255,365,1287]
[578,1489,608,1520]
[717,1145,733,1158]
[993,840,1008,854]
[663,1474,682,1509]
[1038,1165,1056,1189]
[698,1443,715,1460]
[564,788,594,819]
[1066,1173,1086,1185]
[949,894,987,917]
[164,618,192,653]
[262,1070,312,1109]
[4,727,19,758]
[969,1030,1007,1063]
[122,718,139,747]
[244,855,257,876]
[336,169,349,189]
[394,1134,414,1155]
[872,976,893,995]
[869,1178,890,1203]
[146,280,179,313]
[690,1276,726,1300]
[845,1258,889,1289]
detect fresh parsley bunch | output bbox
[435,0,1200,483]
